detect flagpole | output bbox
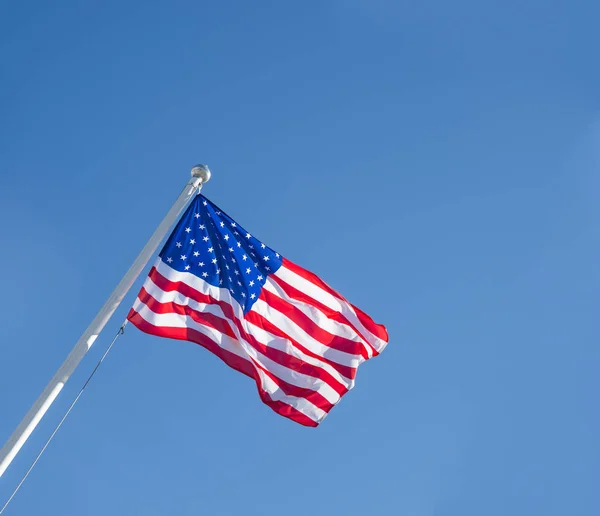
[0,165,211,479]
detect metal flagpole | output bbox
[0,165,211,479]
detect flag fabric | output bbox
[127,194,388,426]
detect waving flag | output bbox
[127,194,388,426]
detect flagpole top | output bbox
[191,164,211,184]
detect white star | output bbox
[231,222,237,227]
[220,221,225,228]
[261,243,266,249]
[181,255,187,260]
[229,247,234,253]
[250,293,256,300]
[265,266,271,271]
[275,253,280,258]
[195,213,200,219]
[199,224,206,230]
[208,247,214,253]
[228,276,233,282]
[185,265,191,270]
[185,227,191,233]
[234,270,240,276]
[231,257,236,263]
[202,272,208,278]
[190,239,196,245]
[225,264,230,270]
[199,261,205,267]
[242,254,248,261]
[216,211,221,215]
[193,251,200,257]
[237,281,242,286]
[212,258,218,264]
[234,231,239,236]
[241,292,246,298]
[246,268,251,274]
[176,242,182,248]
[257,275,263,281]
[166,257,173,263]
[237,242,242,248]
[246,233,251,239]
[220,279,223,285]
[263,256,270,262]
[249,245,254,249]
[203,200,208,206]
[224,234,230,241]
[203,236,209,242]
[249,280,255,287]
[216,268,221,274]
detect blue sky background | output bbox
[1,1,599,514]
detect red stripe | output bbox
[282,258,389,343]
[139,268,351,393]
[127,311,318,427]
[260,288,370,360]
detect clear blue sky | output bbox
[1,1,599,514]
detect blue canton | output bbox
[159,194,283,313]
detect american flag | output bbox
[127,194,388,426]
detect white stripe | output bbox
[275,265,387,353]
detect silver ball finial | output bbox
[191,164,211,183]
